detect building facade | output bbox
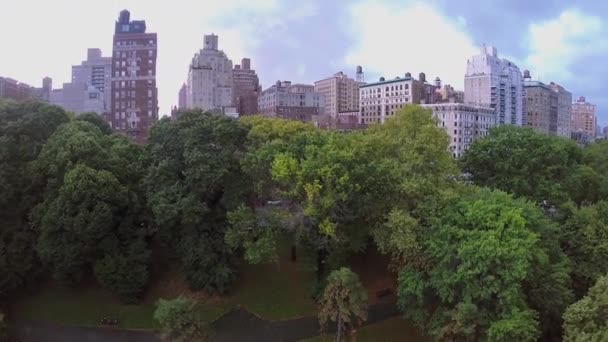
[314,71,361,119]
[178,83,187,110]
[522,71,572,138]
[258,81,325,122]
[109,9,158,143]
[465,45,524,126]
[359,73,437,124]
[434,78,465,104]
[232,58,260,116]
[186,34,234,113]
[72,48,112,111]
[0,76,51,102]
[571,96,596,142]
[50,49,111,115]
[550,82,572,138]
[421,103,495,158]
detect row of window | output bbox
[361,84,410,94]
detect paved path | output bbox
[12,321,159,342]
[12,302,400,342]
[212,302,401,342]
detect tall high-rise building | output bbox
[549,82,572,138]
[72,48,112,111]
[359,72,437,124]
[314,70,361,119]
[465,45,524,126]
[522,70,572,138]
[232,58,261,116]
[178,83,187,109]
[572,96,596,142]
[51,49,112,115]
[258,81,325,122]
[186,34,234,113]
[109,9,158,143]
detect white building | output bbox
[51,84,105,115]
[359,73,437,124]
[186,34,234,113]
[421,103,495,158]
[50,48,111,115]
[465,45,524,126]
[72,48,112,112]
[258,81,325,122]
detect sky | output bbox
[1,0,607,125]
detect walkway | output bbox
[211,302,400,342]
[12,302,400,342]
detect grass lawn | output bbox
[300,317,430,342]
[226,240,317,320]
[10,237,317,329]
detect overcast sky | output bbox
[1,0,607,124]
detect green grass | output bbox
[300,317,430,342]
[10,285,160,330]
[10,237,317,329]
[225,243,317,320]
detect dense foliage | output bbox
[2,101,608,342]
[563,274,608,342]
[154,297,209,342]
[145,111,249,293]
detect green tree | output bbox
[76,112,113,135]
[318,268,368,342]
[365,105,459,269]
[399,189,572,341]
[461,125,582,205]
[30,120,150,298]
[145,111,250,293]
[154,297,209,342]
[558,201,608,297]
[563,274,608,342]
[0,100,70,297]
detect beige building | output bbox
[434,78,464,103]
[572,96,596,141]
[314,71,361,119]
[359,72,437,124]
[421,103,495,158]
[523,71,572,138]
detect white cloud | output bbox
[525,9,608,82]
[343,1,477,89]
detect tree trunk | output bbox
[336,313,342,342]
[291,244,297,262]
[316,248,327,280]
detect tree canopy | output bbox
[563,274,608,342]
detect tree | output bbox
[0,311,8,341]
[145,111,250,293]
[398,189,572,341]
[0,100,70,297]
[563,274,608,342]
[318,268,368,342]
[558,201,608,297]
[461,125,582,205]
[76,112,112,135]
[364,105,459,269]
[154,297,209,342]
[30,120,151,298]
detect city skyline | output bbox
[1,0,607,124]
